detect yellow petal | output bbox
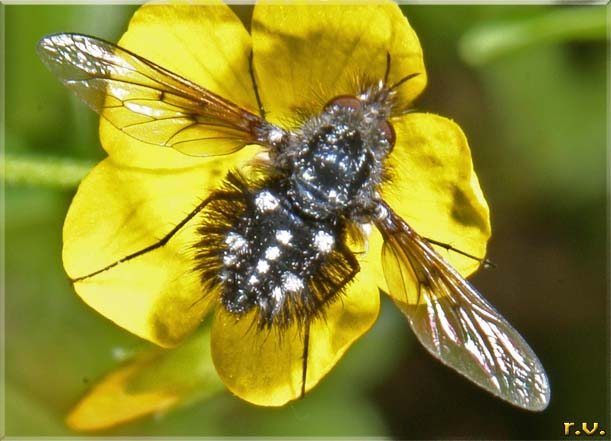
[63,153,253,346]
[67,354,179,432]
[210,271,379,406]
[66,326,223,432]
[252,2,426,126]
[100,2,259,167]
[370,113,491,295]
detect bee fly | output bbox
[38,32,550,411]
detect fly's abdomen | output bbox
[194,172,359,328]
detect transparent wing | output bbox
[375,203,550,411]
[38,33,271,156]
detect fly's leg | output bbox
[71,190,241,283]
[249,50,265,118]
[299,241,360,398]
[423,237,496,269]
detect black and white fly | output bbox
[38,32,550,411]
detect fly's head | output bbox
[278,82,396,223]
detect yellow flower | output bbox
[66,325,223,431]
[61,2,490,407]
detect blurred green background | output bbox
[3,4,609,439]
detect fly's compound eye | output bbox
[324,95,362,112]
[378,120,396,149]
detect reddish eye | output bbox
[324,95,362,112]
[378,120,395,148]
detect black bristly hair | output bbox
[193,171,359,330]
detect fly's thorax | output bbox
[279,94,394,223]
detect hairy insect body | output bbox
[199,88,396,328]
[281,89,394,223]
[39,32,551,410]
[196,175,358,328]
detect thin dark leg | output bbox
[384,52,391,85]
[71,191,241,283]
[423,237,496,269]
[341,243,361,281]
[389,72,420,91]
[300,322,311,399]
[249,50,265,118]
[297,242,359,398]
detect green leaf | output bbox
[460,7,607,65]
[2,154,95,189]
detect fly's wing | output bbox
[38,33,271,156]
[375,203,550,411]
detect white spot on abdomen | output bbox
[255,190,279,212]
[313,230,335,253]
[225,232,248,252]
[275,229,293,245]
[256,259,270,273]
[265,246,281,260]
[283,272,304,292]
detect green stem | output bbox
[1,154,95,189]
[460,7,608,66]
